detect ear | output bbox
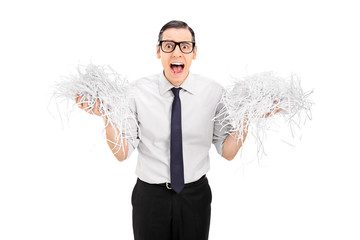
[192,46,197,60]
[156,45,161,59]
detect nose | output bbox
[172,44,182,57]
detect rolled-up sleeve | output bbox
[212,89,232,156]
[124,93,140,159]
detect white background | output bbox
[1,0,359,239]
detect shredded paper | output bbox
[214,71,313,158]
[53,64,137,154]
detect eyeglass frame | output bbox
[158,40,196,54]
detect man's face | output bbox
[157,28,197,86]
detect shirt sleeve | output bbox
[212,89,232,156]
[124,92,140,159]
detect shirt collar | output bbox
[159,71,197,96]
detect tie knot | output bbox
[171,87,181,97]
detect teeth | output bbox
[171,63,184,66]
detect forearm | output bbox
[222,124,249,161]
[75,97,129,161]
[104,118,129,162]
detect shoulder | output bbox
[193,73,223,88]
[131,73,160,86]
[191,73,225,96]
[127,73,162,110]
[130,73,161,92]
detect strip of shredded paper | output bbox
[53,64,137,154]
[214,71,313,158]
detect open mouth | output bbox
[170,63,184,75]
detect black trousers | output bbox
[132,176,212,240]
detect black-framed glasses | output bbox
[159,40,195,54]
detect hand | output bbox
[75,94,102,116]
[263,101,282,118]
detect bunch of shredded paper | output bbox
[214,71,313,157]
[53,64,136,153]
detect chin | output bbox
[165,69,187,83]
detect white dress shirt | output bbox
[127,72,230,184]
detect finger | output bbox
[84,101,96,114]
[82,98,91,110]
[87,108,94,115]
[87,103,97,115]
[82,101,89,110]
[79,97,90,110]
[75,94,81,105]
[75,95,87,108]
[97,100,103,116]
[76,98,84,108]
[92,99,102,116]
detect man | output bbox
[76,20,263,240]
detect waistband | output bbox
[137,175,207,190]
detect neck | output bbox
[163,71,189,87]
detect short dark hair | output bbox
[158,20,195,43]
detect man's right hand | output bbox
[75,94,128,161]
[75,95,102,116]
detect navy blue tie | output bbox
[170,87,184,193]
